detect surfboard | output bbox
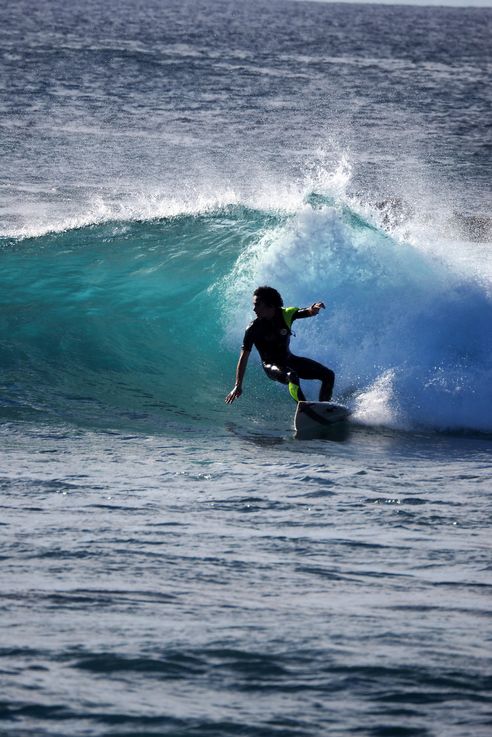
[294,401,350,434]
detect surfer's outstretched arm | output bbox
[295,302,325,319]
[225,349,250,404]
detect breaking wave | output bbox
[1,194,490,433]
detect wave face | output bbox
[1,200,491,433]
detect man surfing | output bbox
[225,286,335,405]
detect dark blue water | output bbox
[1,1,491,735]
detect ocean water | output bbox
[1,1,491,735]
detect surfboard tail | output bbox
[294,401,350,434]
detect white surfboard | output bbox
[294,401,350,434]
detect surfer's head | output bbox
[253,286,283,319]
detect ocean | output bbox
[1,0,491,735]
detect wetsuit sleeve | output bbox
[293,308,312,320]
[241,323,255,352]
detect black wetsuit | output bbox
[242,307,334,402]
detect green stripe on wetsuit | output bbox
[288,381,301,402]
[281,307,298,331]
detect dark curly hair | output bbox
[253,286,283,308]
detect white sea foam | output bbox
[2,189,244,240]
[224,192,492,432]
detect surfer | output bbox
[225,286,335,404]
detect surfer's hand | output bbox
[225,385,242,404]
[310,302,325,315]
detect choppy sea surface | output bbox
[1,1,491,735]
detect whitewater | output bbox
[1,1,491,736]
